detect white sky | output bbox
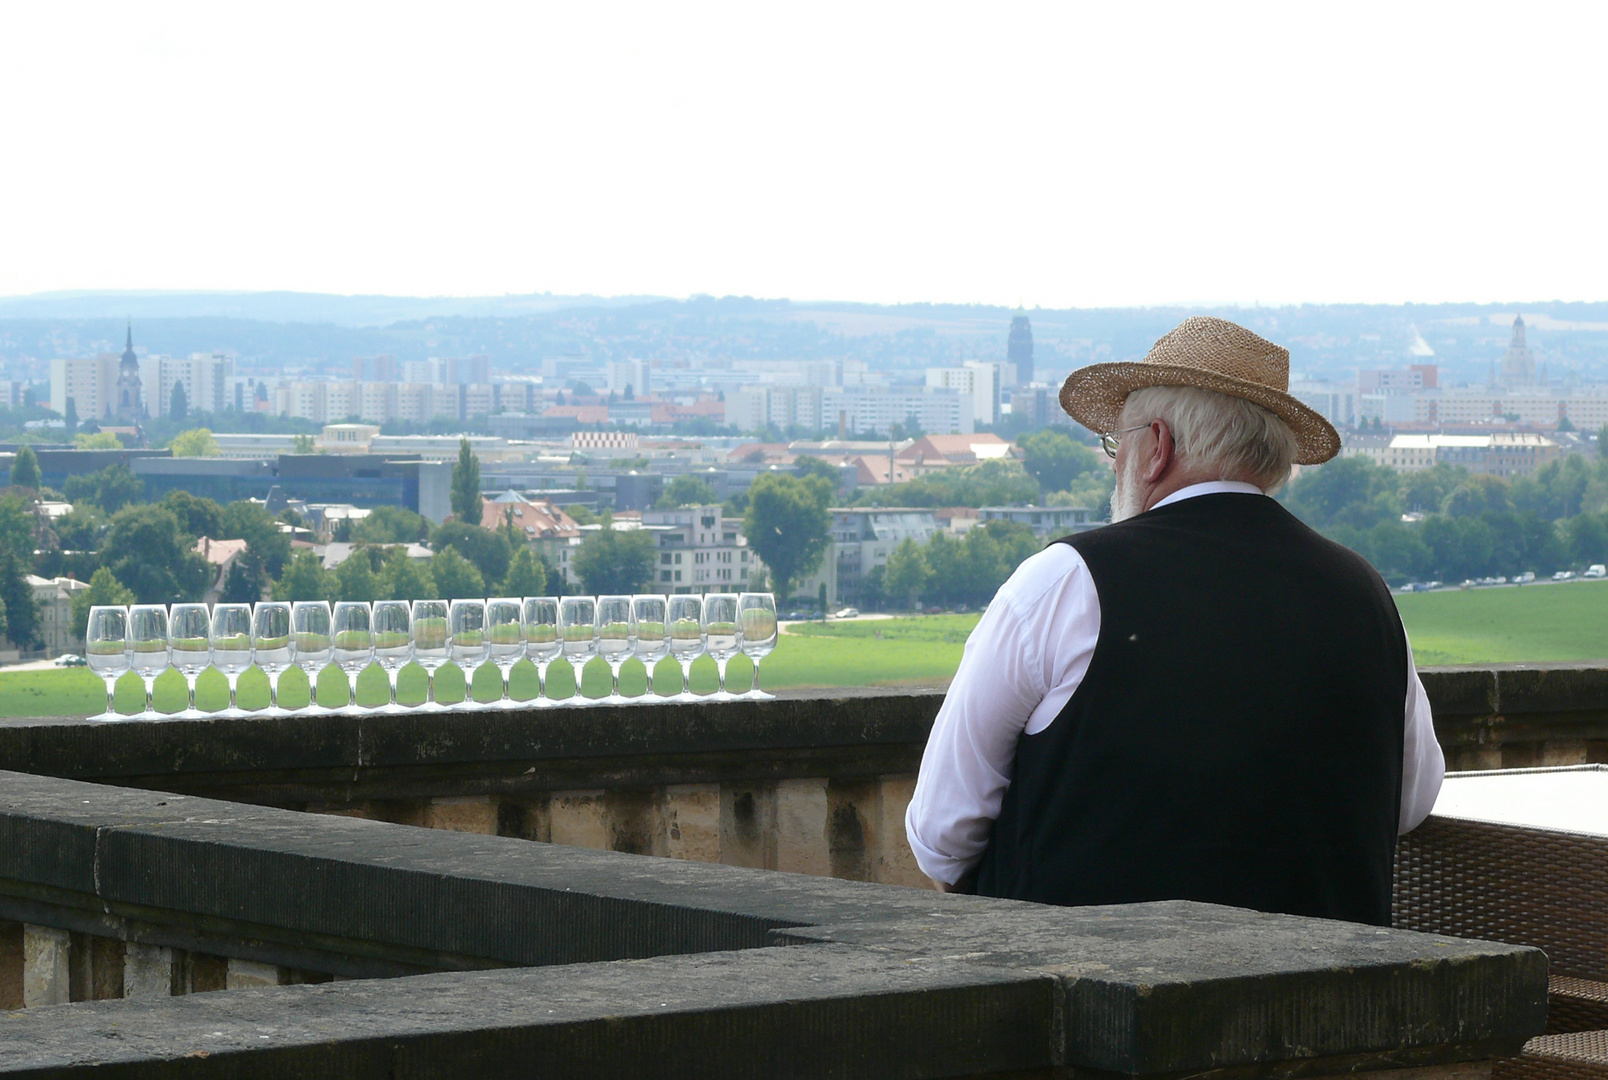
[3,1,1606,308]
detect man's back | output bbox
[973,493,1408,925]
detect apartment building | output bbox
[49,356,116,420]
[925,362,1001,426]
[640,504,755,593]
[819,386,973,436]
[1342,433,1562,477]
[138,353,233,416]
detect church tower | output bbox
[115,322,143,421]
[1498,315,1536,388]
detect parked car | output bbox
[1554,571,1576,581]
[834,607,860,619]
[1514,572,1536,584]
[1586,565,1607,579]
[53,654,86,667]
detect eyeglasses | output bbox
[1100,424,1152,459]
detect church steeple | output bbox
[115,320,143,421]
[120,320,138,369]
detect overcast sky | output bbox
[3,2,1604,308]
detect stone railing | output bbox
[0,665,1584,1075]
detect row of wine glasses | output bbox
[84,593,779,720]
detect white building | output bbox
[925,362,1001,426]
[819,386,972,436]
[726,386,824,433]
[139,353,232,417]
[1342,433,1562,477]
[606,359,652,396]
[640,504,756,593]
[49,356,116,420]
[1288,378,1358,428]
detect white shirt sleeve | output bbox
[905,545,1100,886]
[1399,627,1444,833]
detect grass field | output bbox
[1,587,1603,718]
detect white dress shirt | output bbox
[905,481,1447,887]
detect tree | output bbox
[169,428,219,457]
[884,538,931,610]
[74,432,122,450]
[335,553,381,602]
[431,546,485,600]
[100,505,211,603]
[500,546,547,597]
[352,505,430,544]
[1283,456,1399,531]
[170,381,188,420]
[450,438,483,525]
[273,550,333,603]
[432,520,512,585]
[0,553,35,649]
[63,398,78,441]
[10,445,40,491]
[162,491,224,539]
[743,472,832,602]
[70,566,135,642]
[53,506,104,552]
[572,526,655,595]
[219,501,291,577]
[1019,429,1098,494]
[291,433,316,454]
[381,554,436,600]
[0,495,35,563]
[655,475,718,509]
[221,548,268,604]
[64,464,144,514]
[793,456,841,485]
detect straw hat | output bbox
[1059,316,1340,465]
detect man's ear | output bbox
[1141,420,1175,485]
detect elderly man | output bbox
[905,316,1443,926]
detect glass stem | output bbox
[426,671,436,705]
[269,672,280,710]
[536,660,548,701]
[105,677,117,716]
[716,656,728,694]
[610,660,622,699]
[143,676,156,715]
[389,670,399,706]
[187,677,197,713]
[680,658,693,695]
[752,659,761,695]
[501,665,512,701]
[228,673,239,711]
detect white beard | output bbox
[1109,449,1144,523]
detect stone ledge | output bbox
[0,944,1055,1078]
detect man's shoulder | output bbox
[995,543,1088,615]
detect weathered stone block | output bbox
[0,919,22,1010]
[870,775,925,887]
[827,780,873,881]
[226,958,283,990]
[775,778,829,876]
[22,924,69,1007]
[720,782,777,869]
[424,796,498,835]
[1541,740,1591,766]
[548,789,609,849]
[663,784,719,863]
[122,942,173,998]
[68,932,123,1002]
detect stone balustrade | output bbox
[0,665,1583,1075]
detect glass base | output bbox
[741,689,777,701]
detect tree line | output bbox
[1283,450,1608,584]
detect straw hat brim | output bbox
[1059,361,1341,466]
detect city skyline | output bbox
[4,3,1607,307]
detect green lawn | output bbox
[1394,580,1608,666]
[6,589,1604,719]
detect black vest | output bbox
[973,493,1407,926]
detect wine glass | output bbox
[596,594,635,705]
[252,602,293,714]
[168,602,212,717]
[449,599,489,708]
[739,592,778,700]
[666,594,705,702]
[411,599,449,708]
[557,596,597,705]
[371,600,412,711]
[291,601,333,712]
[702,592,741,701]
[485,598,524,707]
[85,605,130,721]
[331,601,374,711]
[631,594,669,701]
[127,604,170,718]
[522,596,560,706]
[209,603,254,716]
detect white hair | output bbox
[1120,384,1298,492]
